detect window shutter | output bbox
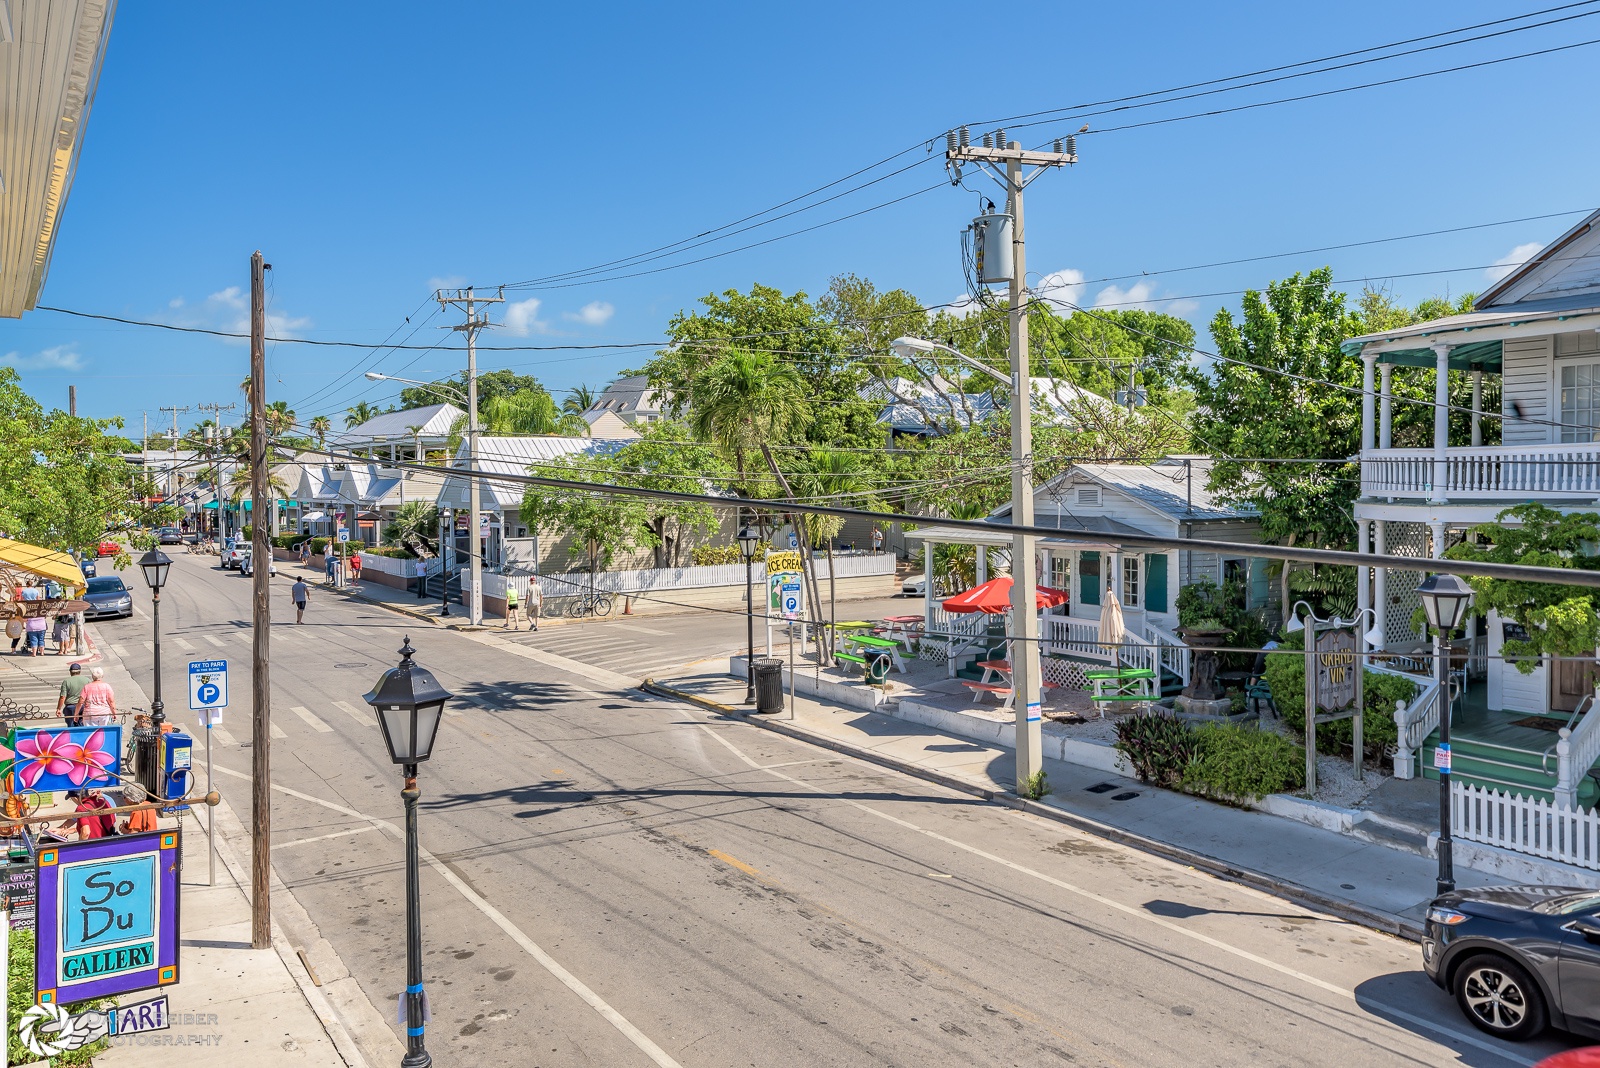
[1145,553,1168,614]
[1080,552,1100,606]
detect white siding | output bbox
[1502,336,1551,446]
[1486,609,1547,714]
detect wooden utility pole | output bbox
[248,250,272,949]
[68,385,76,416]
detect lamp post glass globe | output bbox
[139,549,172,591]
[737,525,759,563]
[362,636,454,765]
[1417,573,1474,633]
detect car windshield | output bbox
[85,578,126,595]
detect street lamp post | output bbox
[136,549,173,800]
[363,637,453,1068]
[438,509,452,619]
[738,525,759,704]
[1416,573,1474,896]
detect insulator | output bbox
[958,125,970,148]
[995,128,1007,148]
[981,132,993,148]
[1066,134,1077,157]
[1053,138,1063,154]
[947,130,958,153]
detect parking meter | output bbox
[160,731,194,804]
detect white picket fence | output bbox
[1453,780,1600,871]
[465,552,896,602]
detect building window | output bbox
[1122,555,1140,608]
[1560,361,1600,443]
[1050,555,1070,591]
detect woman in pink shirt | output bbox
[77,667,118,726]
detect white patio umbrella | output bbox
[1099,586,1126,668]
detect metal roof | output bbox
[331,403,464,445]
[0,0,116,317]
[990,458,1256,523]
[437,436,631,510]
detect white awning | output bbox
[300,511,327,523]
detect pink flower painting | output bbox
[12,727,119,790]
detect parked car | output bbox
[237,548,275,578]
[82,576,133,620]
[79,557,96,579]
[157,527,183,545]
[1423,885,1600,1041]
[221,538,249,570]
[96,540,121,558]
[901,575,926,597]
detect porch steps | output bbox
[1418,729,1600,808]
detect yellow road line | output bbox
[707,848,761,877]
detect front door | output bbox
[1550,655,1600,713]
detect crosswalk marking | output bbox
[269,721,287,740]
[173,637,196,652]
[211,725,238,747]
[331,700,372,728]
[142,640,154,652]
[204,635,226,649]
[110,643,129,658]
[289,705,333,733]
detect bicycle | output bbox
[565,591,613,618]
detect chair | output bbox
[1244,651,1277,719]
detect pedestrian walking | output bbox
[325,545,337,584]
[291,578,309,624]
[24,613,47,656]
[77,667,118,726]
[6,614,22,653]
[349,551,362,583]
[505,582,524,631]
[57,661,88,726]
[528,579,542,632]
[299,540,311,567]
[52,613,71,655]
[871,525,884,555]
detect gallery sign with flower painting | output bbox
[7,726,121,792]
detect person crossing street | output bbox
[505,582,524,631]
[291,577,309,624]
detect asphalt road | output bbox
[94,552,1582,1067]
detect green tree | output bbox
[447,390,574,447]
[397,369,552,411]
[345,401,381,429]
[518,454,650,570]
[563,384,597,415]
[308,415,331,448]
[609,423,723,568]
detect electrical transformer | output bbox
[972,212,1014,285]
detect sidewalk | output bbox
[85,630,401,1066]
[648,672,1525,941]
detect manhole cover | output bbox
[1111,791,1140,801]
[334,662,368,669]
[1085,782,1117,794]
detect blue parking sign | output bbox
[188,660,228,711]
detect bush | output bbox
[1262,631,1411,760]
[9,926,115,1065]
[366,546,414,558]
[691,541,770,566]
[1175,576,1269,671]
[1181,724,1305,802]
[308,537,329,556]
[1114,711,1200,787]
[273,532,309,549]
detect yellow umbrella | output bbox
[0,538,87,596]
[1098,586,1126,667]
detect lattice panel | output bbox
[1380,521,1430,646]
[1041,656,1090,691]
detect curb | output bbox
[641,678,1427,944]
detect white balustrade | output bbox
[1454,780,1600,869]
[1142,621,1191,687]
[1555,703,1600,810]
[1364,443,1600,500]
[1042,616,1109,660]
[1390,677,1441,779]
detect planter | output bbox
[1177,626,1232,701]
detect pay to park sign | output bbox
[35,830,182,1005]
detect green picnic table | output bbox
[845,633,908,673]
[1085,666,1156,718]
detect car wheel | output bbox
[1452,953,1547,1041]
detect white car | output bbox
[221,538,249,570]
[237,548,276,577]
[901,575,927,597]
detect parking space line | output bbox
[331,700,372,728]
[173,637,196,652]
[289,705,333,733]
[277,826,378,850]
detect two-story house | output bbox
[1345,206,1600,806]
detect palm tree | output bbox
[384,500,438,558]
[265,400,296,438]
[562,384,597,415]
[446,390,565,449]
[786,449,877,662]
[345,401,381,429]
[308,415,331,449]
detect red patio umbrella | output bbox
[941,575,1069,615]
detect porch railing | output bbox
[1554,698,1600,810]
[1142,621,1191,688]
[1041,616,1111,660]
[1362,442,1600,500]
[1389,673,1441,780]
[1454,780,1600,869]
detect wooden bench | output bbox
[960,680,1013,705]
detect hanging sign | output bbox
[11,727,121,792]
[35,830,182,1004]
[1314,628,1357,712]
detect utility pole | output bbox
[159,405,191,500]
[435,286,503,627]
[248,251,272,950]
[197,402,237,536]
[946,126,1075,793]
[68,385,76,416]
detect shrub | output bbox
[692,541,770,567]
[1176,576,1269,670]
[1181,724,1305,802]
[1263,631,1412,759]
[273,532,309,549]
[308,537,329,555]
[9,926,115,1065]
[1113,711,1200,787]
[366,546,413,558]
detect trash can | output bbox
[130,722,161,798]
[753,657,785,715]
[864,650,892,686]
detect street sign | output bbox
[768,572,803,620]
[336,529,350,543]
[187,660,227,712]
[1314,628,1357,712]
[34,831,182,1004]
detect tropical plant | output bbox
[384,500,439,557]
[265,400,296,438]
[1113,711,1200,787]
[1180,725,1305,802]
[308,414,331,448]
[563,384,597,415]
[1261,630,1409,759]
[345,401,381,429]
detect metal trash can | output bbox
[130,723,161,798]
[753,657,785,715]
[864,650,892,686]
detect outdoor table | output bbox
[1083,666,1155,719]
[846,633,908,673]
[833,621,875,652]
[878,615,925,644]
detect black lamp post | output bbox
[439,509,452,618]
[739,525,759,704]
[138,549,172,729]
[363,637,452,1068]
[1417,572,1474,896]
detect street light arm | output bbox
[364,372,468,405]
[889,336,1009,386]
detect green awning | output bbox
[1340,338,1503,372]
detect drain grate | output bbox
[1085,782,1118,794]
[1111,791,1140,801]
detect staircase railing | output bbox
[1554,694,1600,810]
[1041,616,1111,661]
[1142,621,1191,687]
[1390,674,1441,779]
[1121,630,1160,678]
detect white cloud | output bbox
[563,300,614,326]
[1488,242,1543,283]
[0,345,83,371]
[1093,280,1158,309]
[426,275,467,292]
[502,297,547,336]
[168,297,185,309]
[1033,268,1086,311]
[265,312,314,339]
[207,286,245,310]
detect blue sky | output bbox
[3,1,1598,433]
